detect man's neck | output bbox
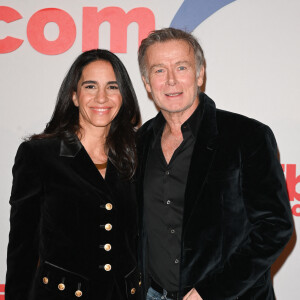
[161,98,199,135]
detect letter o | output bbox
[292,204,300,217]
[27,8,76,55]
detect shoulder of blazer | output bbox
[215,107,270,140]
[20,137,60,154]
[20,135,82,158]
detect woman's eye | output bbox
[85,85,95,89]
[108,85,119,90]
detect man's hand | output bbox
[183,288,203,300]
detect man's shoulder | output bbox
[214,108,277,156]
[215,108,270,137]
[201,93,270,136]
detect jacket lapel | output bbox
[60,137,113,200]
[183,95,220,228]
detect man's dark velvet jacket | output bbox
[5,136,141,300]
[136,93,293,300]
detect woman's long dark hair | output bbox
[30,49,141,179]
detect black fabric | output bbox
[150,278,179,300]
[144,103,202,291]
[5,136,141,300]
[136,93,293,300]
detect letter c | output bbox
[0,6,24,53]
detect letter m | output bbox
[82,7,155,53]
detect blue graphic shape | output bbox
[170,0,236,32]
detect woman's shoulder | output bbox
[17,136,61,156]
[24,136,60,147]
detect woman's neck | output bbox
[77,128,108,164]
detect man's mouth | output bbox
[165,92,183,96]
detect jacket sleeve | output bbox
[5,141,43,300]
[195,125,293,300]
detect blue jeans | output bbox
[146,286,175,300]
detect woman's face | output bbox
[72,60,122,132]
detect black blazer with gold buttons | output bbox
[5,135,141,300]
[136,93,293,300]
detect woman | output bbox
[5,49,141,300]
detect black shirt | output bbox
[143,102,203,291]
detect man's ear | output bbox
[197,66,205,88]
[72,91,79,107]
[142,76,152,93]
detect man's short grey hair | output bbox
[138,27,204,81]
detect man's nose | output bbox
[166,70,177,86]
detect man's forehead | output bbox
[148,39,191,51]
[145,40,195,65]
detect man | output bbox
[136,28,293,300]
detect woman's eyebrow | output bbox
[81,80,97,86]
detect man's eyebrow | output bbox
[107,81,118,85]
[175,60,191,66]
[149,64,165,72]
[149,61,192,72]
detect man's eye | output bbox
[155,69,164,73]
[178,66,186,71]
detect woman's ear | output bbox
[72,91,79,107]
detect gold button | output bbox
[131,288,136,294]
[105,223,112,231]
[42,277,49,284]
[104,243,111,251]
[139,280,141,287]
[75,290,83,297]
[105,203,113,210]
[104,264,111,271]
[58,283,65,291]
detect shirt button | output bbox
[166,200,171,205]
[170,229,175,234]
[58,283,65,291]
[105,223,112,231]
[105,203,113,210]
[104,243,112,251]
[104,264,112,271]
[175,259,179,264]
[42,277,49,284]
[75,290,83,297]
[165,170,170,175]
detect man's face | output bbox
[142,40,204,115]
